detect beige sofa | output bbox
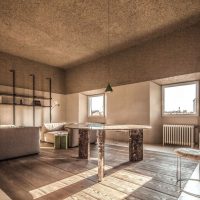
[41,122,68,143]
[0,126,40,160]
[66,125,97,147]
[41,122,97,147]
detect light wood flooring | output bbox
[0,144,198,200]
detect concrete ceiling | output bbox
[0,0,200,68]
[153,72,200,85]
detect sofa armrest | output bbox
[0,127,39,160]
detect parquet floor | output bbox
[0,144,197,200]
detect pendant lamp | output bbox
[105,83,113,93]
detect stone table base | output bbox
[79,129,90,159]
[129,129,143,162]
[78,128,144,181]
[97,130,105,182]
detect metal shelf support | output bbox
[46,78,52,123]
[9,69,16,125]
[30,74,35,127]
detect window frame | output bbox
[88,93,105,117]
[162,81,199,117]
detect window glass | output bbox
[88,95,104,117]
[163,82,198,115]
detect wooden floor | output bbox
[0,144,197,200]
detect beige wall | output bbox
[65,93,79,122]
[106,82,150,143]
[50,93,66,123]
[65,22,200,94]
[65,93,88,123]
[105,81,162,144]
[106,82,150,124]
[0,52,65,94]
[148,82,162,144]
[79,94,87,123]
[162,116,199,125]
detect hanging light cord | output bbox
[108,0,110,80]
[108,0,110,52]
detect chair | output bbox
[174,148,200,198]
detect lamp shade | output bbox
[51,100,60,110]
[105,83,113,93]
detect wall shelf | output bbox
[0,70,52,126]
[0,92,51,100]
[0,103,50,107]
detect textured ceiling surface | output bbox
[0,0,200,68]
[153,72,200,85]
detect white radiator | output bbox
[163,124,194,147]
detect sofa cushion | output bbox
[45,131,68,135]
[42,122,66,133]
[64,123,78,130]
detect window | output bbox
[88,94,105,117]
[162,82,198,115]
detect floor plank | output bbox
[0,144,197,200]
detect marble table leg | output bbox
[79,129,90,159]
[129,129,143,162]
[97,130,105,182]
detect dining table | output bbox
[65,123,151,182]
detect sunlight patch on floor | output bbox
[0,189,12,200]
[29,165,113,199]
[64,170,152,200]
[29,166,152,199]
[179,164,200,200]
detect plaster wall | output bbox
[105,81,150,143]
[148,82,162,144]
[65,93,79,123]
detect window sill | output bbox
[88,116,105,118]
[162,114,199,117]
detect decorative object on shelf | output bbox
[105,0,113,93]
[0,96,12,104]
[20,99,23,105]
[33,100,41,106]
